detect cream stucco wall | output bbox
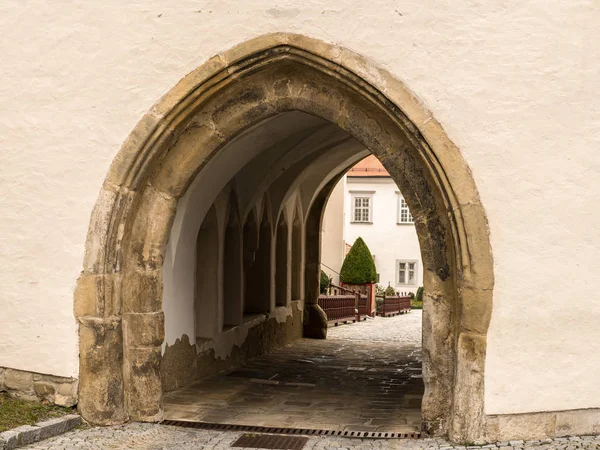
[1,0,599,416]
[344,177,423,294]
[320,177,346,285]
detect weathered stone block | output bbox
[74,273,122,318]
[127,185,177,272]
[496,412,556,441]
[4,369,33,394]
[83,187,135,274]
[151,123,226,198]
[78,317,126,425]
[122,269,162,314]
[458,284,493,335]
[123,312,165,347]
[105,113,161,189]
[151,54,228,119]
[33,381,55,398]
[556,409,600,436]
[126,346,163,421]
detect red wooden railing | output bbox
[378,295,411,316]
[318,295,357,324]
[358,296,369,318]
[319,284,375,325]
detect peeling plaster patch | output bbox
[201,314,266,360]
[161,304,302,393]
[271,301,300,324]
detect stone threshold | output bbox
[0,414,81,450]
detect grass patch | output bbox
[0,393,74,432]
[411,299,423,310]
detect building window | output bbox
[397,195,414,224]
[351,194,373,223]
[397,260,417,285]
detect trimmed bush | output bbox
[340,237,377,284]
[320,270,331,294]
[416,286,424,302]
[384,285,396,296]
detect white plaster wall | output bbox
[344,178,423,294]
[0,0,599,415]
[320,177,346,285]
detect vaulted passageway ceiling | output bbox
[163,111,362,282]
[170,110,369,256]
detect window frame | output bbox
[350,191,374,224]
[396,259,418,286]
[396,192,414,224]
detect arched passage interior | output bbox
[75,34,493,444]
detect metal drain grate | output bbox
[161,420,422,439]
[232,433,308,449]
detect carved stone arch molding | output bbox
[75,33,493,443]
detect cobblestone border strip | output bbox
[0,415,81,450]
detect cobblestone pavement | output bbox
[22,312,600,449]
[23,422,600,449]
[164,312,423,433]
[327,311,422,345]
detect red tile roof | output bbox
[347,155,390,177]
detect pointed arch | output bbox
[275,212,289,307]
[194,205,219,339]
[76,33,493,443]
[244,204,272,315]
[223,192,243,328]
[291,197,303,301]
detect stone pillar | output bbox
[303,181,339,339]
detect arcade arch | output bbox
[75,34,493,443]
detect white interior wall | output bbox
[343,177,423,294]
[0,0,599,415]
[320,177,346,285]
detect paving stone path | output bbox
[22,422,600,449]
[22,313,600,448]
[163,312,423,433]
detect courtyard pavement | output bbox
[22,421,600,449]
[21,311,600,449]
[163,312,423,433]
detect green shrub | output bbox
[375,284,386,296]
[411,298,423,310]
[320,270,331,294]
[416,286,424,302]
[340,237,377,284]
[409,292,415,300]
[384,285,396,296]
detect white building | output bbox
[325,155,424,295]
[1,3,600,443]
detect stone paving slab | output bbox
[164,313,423,433]
[21,422,600,449]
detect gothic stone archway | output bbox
[74,33,493,443]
